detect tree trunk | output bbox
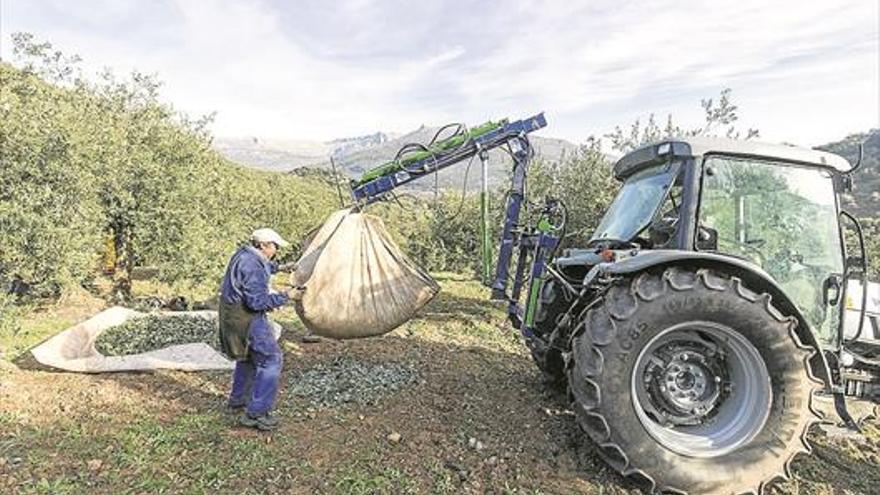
[112,225,133,302]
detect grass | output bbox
[0,409,300,494]
[399,272,523,353]
[334,464,418,495]
[428,460,457,495]
[1,295,102,361]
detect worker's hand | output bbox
[277,261,298,273]
[286,285,306,301]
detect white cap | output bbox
[251,228,289,247]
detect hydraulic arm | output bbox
[350,112,562,338]
[351,114,546,203]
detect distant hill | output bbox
[212,132,400,172]
[212,137,331,171]
[329,131,396,157]
[817,130,880,220]
[213,125,581,192]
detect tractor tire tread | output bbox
[566,266,822,495]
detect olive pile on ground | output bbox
[94,315,219,356]
[285,355,419,409]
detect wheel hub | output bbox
[645,347,726,425]
[632,322,772,458]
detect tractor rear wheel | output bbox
[567,266,821,494]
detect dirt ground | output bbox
[1,274,878,494]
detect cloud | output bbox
[1,0,877,146]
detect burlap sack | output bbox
[293,209,439,339]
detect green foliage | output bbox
[525,139,618,246]
[0,292,28,357]
[861,218,880,280]
[843,217,880,283]
[10,32,83,83]
[0,62,104,297]
[0,34,338,304]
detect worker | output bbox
[218,227,301,431]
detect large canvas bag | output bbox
[293,209,439,339]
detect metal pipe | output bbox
[479,148,491,285]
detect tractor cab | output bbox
[585,137,858,346]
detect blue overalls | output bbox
[219,246,289,417]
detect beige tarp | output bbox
[292,209,439,339]
[30,307,234,373]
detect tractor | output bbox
[349,115,876,494]
[528,136,875,494]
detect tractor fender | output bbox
[583,249,834,390]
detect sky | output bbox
[1,0,878,148]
